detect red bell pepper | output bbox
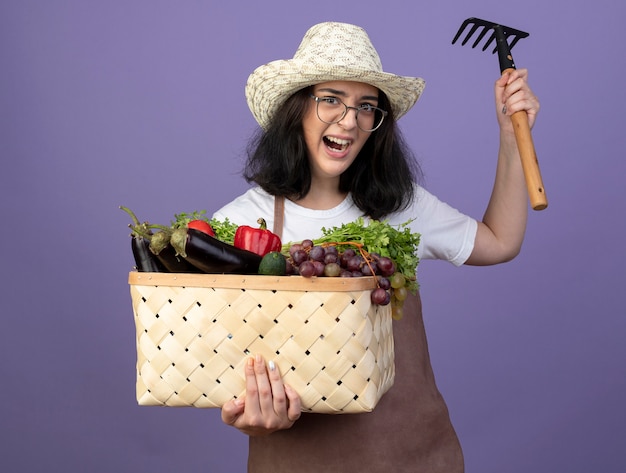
[234,218,282,257]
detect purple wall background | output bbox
[2,1,624,472]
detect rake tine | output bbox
[471,26,490,48]
[482,31,497,52]
[508,35,523,51]
[451,29,463,45]
[461,24,480,46]
[461,25,480,46]
[451,18,473,44]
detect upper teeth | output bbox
[326,136,350,146]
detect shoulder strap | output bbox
[273,195,285,240]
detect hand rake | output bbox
[452,17,547,211]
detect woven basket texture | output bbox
[129,272,395,414]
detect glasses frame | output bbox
[309,94,388,132]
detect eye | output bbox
[358,103,376,113]
[321,96,341,105]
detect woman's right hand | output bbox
[221,355,301,436]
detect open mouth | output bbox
[324,136,350,152]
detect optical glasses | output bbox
[309,94,388,132]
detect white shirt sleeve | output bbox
[388,186,477,266]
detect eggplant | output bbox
[155,243,203,273]
[149,229,202,273]
[171,228,262,274]
[121,205,167,272]
[132,236,167,272]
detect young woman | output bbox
[212,21,539,472]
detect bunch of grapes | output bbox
[286,239,409,319]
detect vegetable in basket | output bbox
[234,218,282,257]
[258,251,287,276]
[187,220,215,236]
[131,233,166,272]
[148,229,202,273]
[120,206,166,272]
[170,227,262,274]
[171,210,215,236]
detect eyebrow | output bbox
[316,87,379,103]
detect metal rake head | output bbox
[452,17,529,54]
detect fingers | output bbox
[221,397,245,425]
[496,69,539,128]
[252,354,274,415]
[255,356,295,421]
[267,359,289,415]
[224,355,301,435]
[284,384,302,423]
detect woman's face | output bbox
[303,81,379,185]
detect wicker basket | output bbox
[128,271,394,414]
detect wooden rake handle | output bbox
[506,82,547,211]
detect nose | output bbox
[337,106,359,129]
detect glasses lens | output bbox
[358,107,385,132]
[316,98,343,123]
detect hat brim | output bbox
[246,59,426,130]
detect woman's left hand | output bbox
[221,354,302,436]
[495,68,540,133]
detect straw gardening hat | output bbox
[245,22,426,129]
